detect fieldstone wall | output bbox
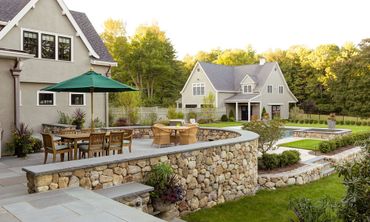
[117,193,152,214]
[293,130,351,140]
[42,123,76,133]
[24,127,259,215]
[324,146,364,165]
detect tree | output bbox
[201,92,216,121]
[113,92,141,125]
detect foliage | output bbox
[197,119,212,124]
[57,111,72,125]
[187,111,197,120]
[288,197,341,222]
[259,150,300,170]
[261,107,268,119]
[7,123,33,157]
[319,131,370,153]
[167,106,183,119]
[141,112,158,126]
[336,139,370,221]
[114,118,129,127]
[91,117,104,128]
[201,92,216,121]
[221,114,228,122]
[72,108,86,129]
[242,119,284,154]
[113,92,141,125]
[31,137,42,153]
[229,110,235,121]
[290,106,304,120]
[145,163,184,204]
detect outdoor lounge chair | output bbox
[105,131,124,155]
[179,126,198,145]
[42,133,72,164]
[152,126,171,148]
[79,132,106,158]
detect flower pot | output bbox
[152,200,174,212]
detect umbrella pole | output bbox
[91,90,94,131]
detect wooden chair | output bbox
[179,126,199,145]
[122,130,133,153]
[80,128,93,133]
[79,132,106,158]
[42,133,72,164]
[105,131,124,155]
[152,126,171,148]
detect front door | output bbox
[241,106,248,121]
[271,105,281,119]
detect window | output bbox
[279,85,284,94]
[41,34,55,59]
[271,105,281,119]
[69,93,85,106]
[267,85,273,93]
[185,104,197,108]
[243,85,252,94]
[192,83,205,96]
[23,31,38,57]
[38,91,55,106]
[58,36,71,61]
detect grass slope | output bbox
[278,139,323,151]
[183,174,344,222]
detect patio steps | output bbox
[94,182,153,200]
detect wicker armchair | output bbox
[122,130,133,153]
[79,132,106,158]
[105,131,124,155]
[42,133,72,164]
[152,126,171,148]
[179,126,199,145]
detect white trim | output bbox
[69,92,86,106]
[37,91,56,106]
[267,103,284,105]
[192,82,205,96]
[240,74,255,85]
[0,49,34,59]
[21,28,74,62]
[0,21,8,26]
[180,62,218,94]
[91,59,118,67]
[0,0,99,59]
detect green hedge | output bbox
[288,119,369,126]
[319,131,370,153]
[259,150,300,170]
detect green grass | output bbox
[285,123,370,133]
[200,121,244,128]
[183,174,345,222]
[295,113,369,122]
[278,139,323,151]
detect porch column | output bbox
[248,101,251,122]
[11,68,22,129]
[235,102,238,121]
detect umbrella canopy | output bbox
[41,70,137,129]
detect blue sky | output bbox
[65,0,370,59]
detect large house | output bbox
[180,59,298,121]
[0,0,116,154]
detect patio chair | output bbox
[42,133,72,164]
[80,128,93,133]
[105,131,124,155]
[79,132,106,158]
[179,126,199,145]
[151,126,171,148]
[122,129,133,153]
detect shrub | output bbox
[261,153,280,170]
[167,106,178,119]
[57,111,72,125]
[260,151,300,170]
[177,112,184,119]
[281,150,300,166]
[197,119,211,124]
[146,112,158,125]
[319,131,370,153]
[220,114,228,122]
[319,120,325,124]
[72,108,86,129]
[115,118,129,126]
[6,123,33,157]
[350,120,356,125]
[187,111,197,120]
[299,120,305,124]
[329,140,337,151]
[361,121,368,126]
[289,106,304,120]
[345,120,351,125]
[337,120,344,125]
[313,120,318,124]
[304,119,310,124]
[31,137,42,153]
[356,121,362,126]
[91,117,104,128]
[319,141,332,153]
[229,110,235,121]
[229,117,235,122]
[309,119,314,124]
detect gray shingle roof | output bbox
[0,0,114,63]
[199,62,276,91]
[224,93,260,103]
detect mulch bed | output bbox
[309,145,356,156]
[258,163,305,174]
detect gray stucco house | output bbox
[180,59,298,121]
[0,0,116,155]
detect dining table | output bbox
[161,126,190,145]
[57,132,110,160]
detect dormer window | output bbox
[243,85,252,94]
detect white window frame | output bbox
[37,91,56,106]
[192,83,205,96]
[278,85,284,94]
[243,84,252,94]
[69,93,86,106]
[21,28,74,62]
[267,85,273,93]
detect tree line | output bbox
[101,19,369,118]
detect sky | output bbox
[64,0,370,59]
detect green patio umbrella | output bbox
[42,69,137,129]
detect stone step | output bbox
[303,156,325,164]
[94,182,153,200]
[0,184,28,199]
[321,168,335,177]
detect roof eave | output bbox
[90,59,118,67]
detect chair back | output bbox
[123,129,133,139]
[108,131,123,149]
[59,129,76,135]
[81,128,93,133]
[41,133,54,150]
[188,126,199,136]
[88,133,106,151]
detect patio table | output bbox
[57,132,110,160]
[161,126,190,145]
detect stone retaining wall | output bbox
[24,127,259,215]
[293,129,351,140]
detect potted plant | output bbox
[72,108,86,130]
[7,123,33,157]
[327,113,336,129]
[145,163,185,213]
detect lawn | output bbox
[285,123,370,133]
[200,121,244,128]
[278,139,322,151]
[183,174,345,222]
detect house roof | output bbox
[0,0,114,64]
[224,93,260,103]
[199,62,276,91]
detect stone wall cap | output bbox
[23,127,259,176]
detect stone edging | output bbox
[22,127,259,176]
